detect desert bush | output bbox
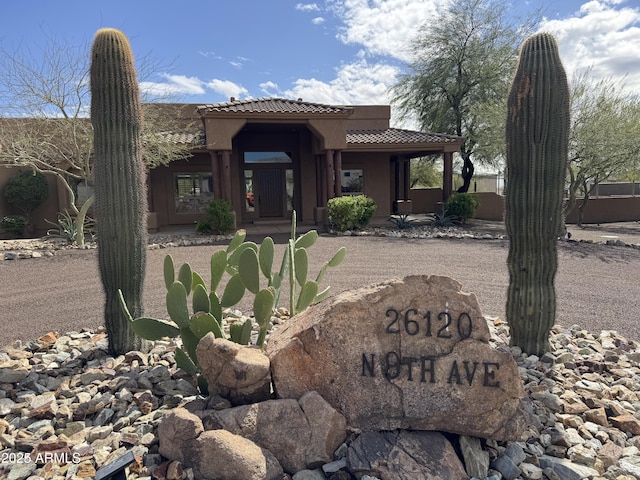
[4,170,49,220]
[196,199,234,235]
[328,195,377,232]
[444,193,479,224]
[1,215,27,237]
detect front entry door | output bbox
[255,169,284,217]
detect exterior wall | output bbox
[410,188,443,214]
[566,197,640,224]
[345,105,391,130]
[342,151,392,219]
[471,192,505,221]
[0,168,61,238]
[148,153,213,229]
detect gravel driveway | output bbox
[2,234,640,349]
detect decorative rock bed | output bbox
[2,315,640,479]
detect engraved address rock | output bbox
[267,275,529,441]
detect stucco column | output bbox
[443,151,453,201]
[334,150,342,197]
[325,149,335,200]
[210,151,222,200]
[222,150,233,202]
[403,156,411,201]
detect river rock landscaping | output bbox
[1,313,640,479]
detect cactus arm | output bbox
[163,255,175,291]
[178,263,193,295]
[130,317,180,340]
[166,281,190,328]
[210,250,227,293]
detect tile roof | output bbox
[197,98,353,115]
[347,128,462,145]
[155,130,205,146]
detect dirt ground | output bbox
[2,222,640,349]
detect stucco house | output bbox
[148,98,463,230]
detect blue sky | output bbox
[1,0,640,126]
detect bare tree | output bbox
[0,35,195,244]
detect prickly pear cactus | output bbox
[91,28,148,355]
[505,32,570,356]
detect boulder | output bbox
[210,391,347,474]
[267,275,528,441]
[347,430,469,480]
[157,408,203,463]
[191,429,283,480]
[197,335,271,405]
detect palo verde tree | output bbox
[505,32,570,356]
[393,0,539,192]
[0,35,194,245]
[91,28,148,355]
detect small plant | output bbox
[1,215,27,237]
[387,213,417,230]
[196,199,234,235]
[444,193,479,224]
[44,210,95,244]
[328,195,377,232]
[428,204,459,227]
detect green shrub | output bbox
[1,215,27,237]
[4,170,49,220]
[444,193,479,224]
[196,199,234,235]
[328,195,377,232]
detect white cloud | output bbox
[260,81,279,95]
[205,79,249,99]
[139,74,206,98]
[330,0,445,62]
[539,0,640,94]
[284,59,399,105]
[312,17,325,24]
[295,3,320,12]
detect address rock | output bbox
[267,275,528,441]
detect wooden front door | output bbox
[255,168,284,217]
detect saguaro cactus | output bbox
[505,32,569,356]
[90,28,148,355]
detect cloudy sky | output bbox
[1,0,639,123]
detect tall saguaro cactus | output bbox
[90,28,148,355]
[505,32,569,356]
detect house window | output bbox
[174,172,213,214]
[341,169,364,195]
[244,151,292,163]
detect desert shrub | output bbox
[1,215,27,237]
[45,210,96,244]
[328,195,377,232]
[4,170,49,219]
[196,199,234,235]
[444,193,479,224]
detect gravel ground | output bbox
[1,222,640,348]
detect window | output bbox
[244,151,292,163]
[244,170,254,212]
[174,172,213,214]
[341,169,363,195]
